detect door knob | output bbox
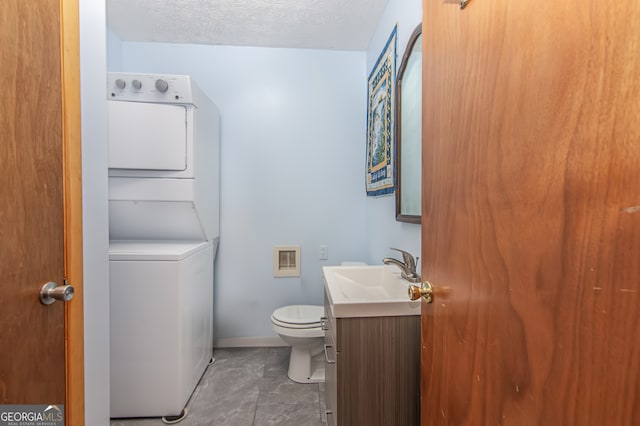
[40,281,75,305]
[408,281,433,303]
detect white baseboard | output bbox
[214,336,288,348]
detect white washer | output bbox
[109,240,214,418]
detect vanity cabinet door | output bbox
[336,316,420,425]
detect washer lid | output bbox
[109,240,210,261]
[272,305,324,325]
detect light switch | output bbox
[319,245,329,260]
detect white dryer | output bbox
[107,73,220,420]
[107,72,220,242]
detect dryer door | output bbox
[108,101,187,171]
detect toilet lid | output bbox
[272,305,324,326]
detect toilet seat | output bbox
[271,305,323,329]
[271,304,325,383]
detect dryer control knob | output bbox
[132,79,142,90]
[155,79,169,92]
[115,79,126,89]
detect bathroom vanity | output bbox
[322,265,421,426]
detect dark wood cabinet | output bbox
[324,291,420,425]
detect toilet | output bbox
[271,304,325,383]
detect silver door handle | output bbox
[40,281,74,305]
[324,344,336,364]
[320,316,329,330]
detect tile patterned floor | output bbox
[110,347,326,426]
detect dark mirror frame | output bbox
[395,23,422,224]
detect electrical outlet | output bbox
[319,245,329,260]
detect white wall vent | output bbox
[273,245,301,277]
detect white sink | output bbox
[322,265,421,318]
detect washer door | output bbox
[108,101,187,171]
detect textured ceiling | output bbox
[107,0,389,50]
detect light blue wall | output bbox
[106,28,123,71]
[77,0,423,422]
[104,0,422,342]
[114,43,368,340]
[80,0,110,424]
[365,0,422,269]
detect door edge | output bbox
[60,0,85,425]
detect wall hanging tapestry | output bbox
[366,25,397,196]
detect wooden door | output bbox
[0,0,84,423]
[420,0,640,424]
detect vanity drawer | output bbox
[323,300,336,361]
[325,348,337,426]
[323,292,337,347]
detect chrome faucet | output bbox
[382,248,421,283]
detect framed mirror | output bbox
[395,24,422,223]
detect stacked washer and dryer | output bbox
[107,73,220,421]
